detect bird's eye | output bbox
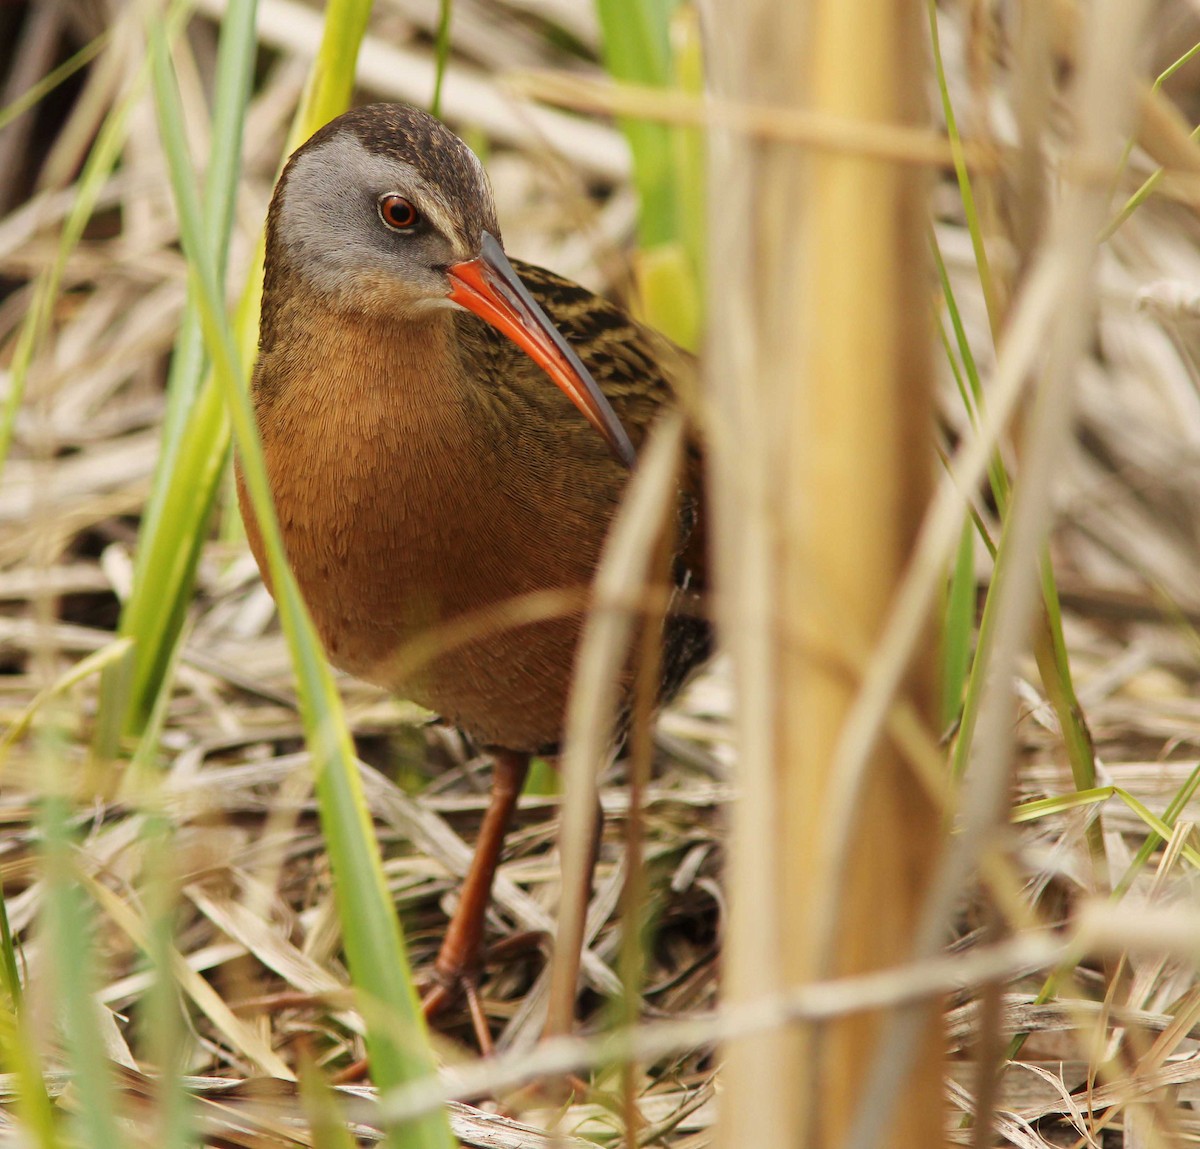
[378,193,420,231]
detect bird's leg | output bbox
[422,748,530,1042]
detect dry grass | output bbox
[7,1,1200,1146]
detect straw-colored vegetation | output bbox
[6,0,1200,1146]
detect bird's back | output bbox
[504,258,711,714]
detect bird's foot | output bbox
[417,748,533,1053]
[487,928,548,959]
[421,962,494,1054]
[420,930,548,1053]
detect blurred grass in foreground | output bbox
[596,0,704,350]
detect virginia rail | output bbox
[240,103,708,1046]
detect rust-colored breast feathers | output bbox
[245,256,707,752]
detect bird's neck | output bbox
[256,294,483,431]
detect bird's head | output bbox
[266,103,635,467]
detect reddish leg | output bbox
[422,748,530,1047]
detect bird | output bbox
[238,102,709,1049]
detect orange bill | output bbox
[447,232,636,469]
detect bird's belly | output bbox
[320,560,592,754]
[252,439,616,753]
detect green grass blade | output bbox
[1035,558,1096,794]
[98,0,257,741]
[1013,784,1200,869]
[136,813,195,1149]
[670,4,706,294]
[430,0,453,117]
[0,885,60,1149]
[98,381,228,745]
[146,14,451,1145]
[39,769,123,1149]
[299,1054,359,1149]
[1010,786,1115,823]
[594,0,705,347]
[1113,761,1200,898]
[1009,764,1200,1059]
[932,13,1098,852]
[0,887,20,1014]
[98,380,227,745]
[1103,41,1200,240]
[595,0,677,248]
[125,628,197,1149]
[106,0,375,739]
[949,522,1002,782]
[635,243,700,349]
[0,31,108,133]
[2,638,132,759]
[149,0,258,483]
[928,0,1000,335]
[1110,788,1200,868]
[931,229,1010,510]
[941,516,975,730]
[296,0,372,138]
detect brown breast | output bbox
[240,300,634,752]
